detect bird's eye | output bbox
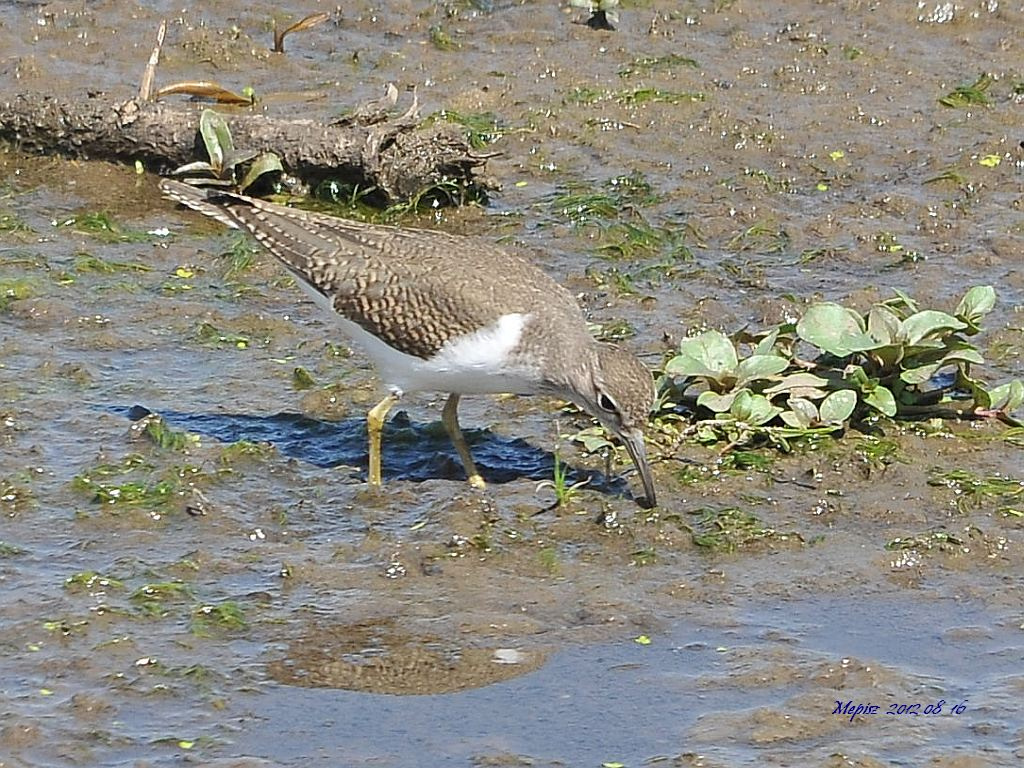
[597,392,618,412]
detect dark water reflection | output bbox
[113,404,628,492]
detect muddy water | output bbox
[1,1,1022,766]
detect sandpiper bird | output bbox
[160,179,657,507]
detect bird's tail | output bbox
[158,179,249,231]
[159,179,348,288]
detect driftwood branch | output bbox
[0,91,489,205]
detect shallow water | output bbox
[236,594,1019,766]
[1,1,1022,766]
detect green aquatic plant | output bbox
[599,221,676,259]
[428,24,459,51]
[220,232,263,276]
[630,547,657,566]
[536,448,590,509]
[873,231,921,264]
[855,436,905,471]
[64,571,123,591]
[552,172,694,271]
[433,110,506,149]
[172,109,283,192]
[719,450,775,472]
[618,53,699,78]
[130,580,194,617]
[566,85,705,107]
[553,170,659,225]
[0,541,26,557]
[70,444,204,516]
[73,477,176,507]
[566,86,605,106]
[928,469,1023,516]
[726,221,789,254]
[0,212,34,236]
[59,212,151,244]
[191,601,248,634]
[195,321,251,349]
[0,277,34,310]
[291,366,317,390]
[938,73,993,108]
[380,177,482,217]
[312,179,381,215]
[555,190,621,223]
[131,413,197,451]
[686,507,802,552]
[73,252,151,274]
[659,285,1023,451]
[218,440,276,466]
[618,88,705,105]
[885,530,968,553]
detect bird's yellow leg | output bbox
[441,394,486,489]
[367,393,400,486]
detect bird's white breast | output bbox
[293,279,540,396]
[339,313,540,396]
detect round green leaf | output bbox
[864,385,897,417]
[787,386,828,400]
[900,361,943,385]
[665,330,738,382]
[943,348,985,366]
[797,303,876,357]
[819,389,856,423]
[725,389,753,419]
[753,328,780,356]
[748,397,783,426]
[899,345,984,385]
[763,372,830,395]
[780,397,817,428]
[986,380,1024,413]
[697,390,738,414]
[730,391,781,425]
[240,152,285,192]
[780,411,807,429]
[898,310,967,346]
[867,305,901,345]
[735,354,789,387]
[955,285,995,324]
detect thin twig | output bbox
[139,19,166,102]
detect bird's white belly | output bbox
[338,314,539,395]
[294,280,540,396]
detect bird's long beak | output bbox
[620,428,656,508]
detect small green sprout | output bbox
[536,448,590,508]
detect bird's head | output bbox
[572,343,657,508]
